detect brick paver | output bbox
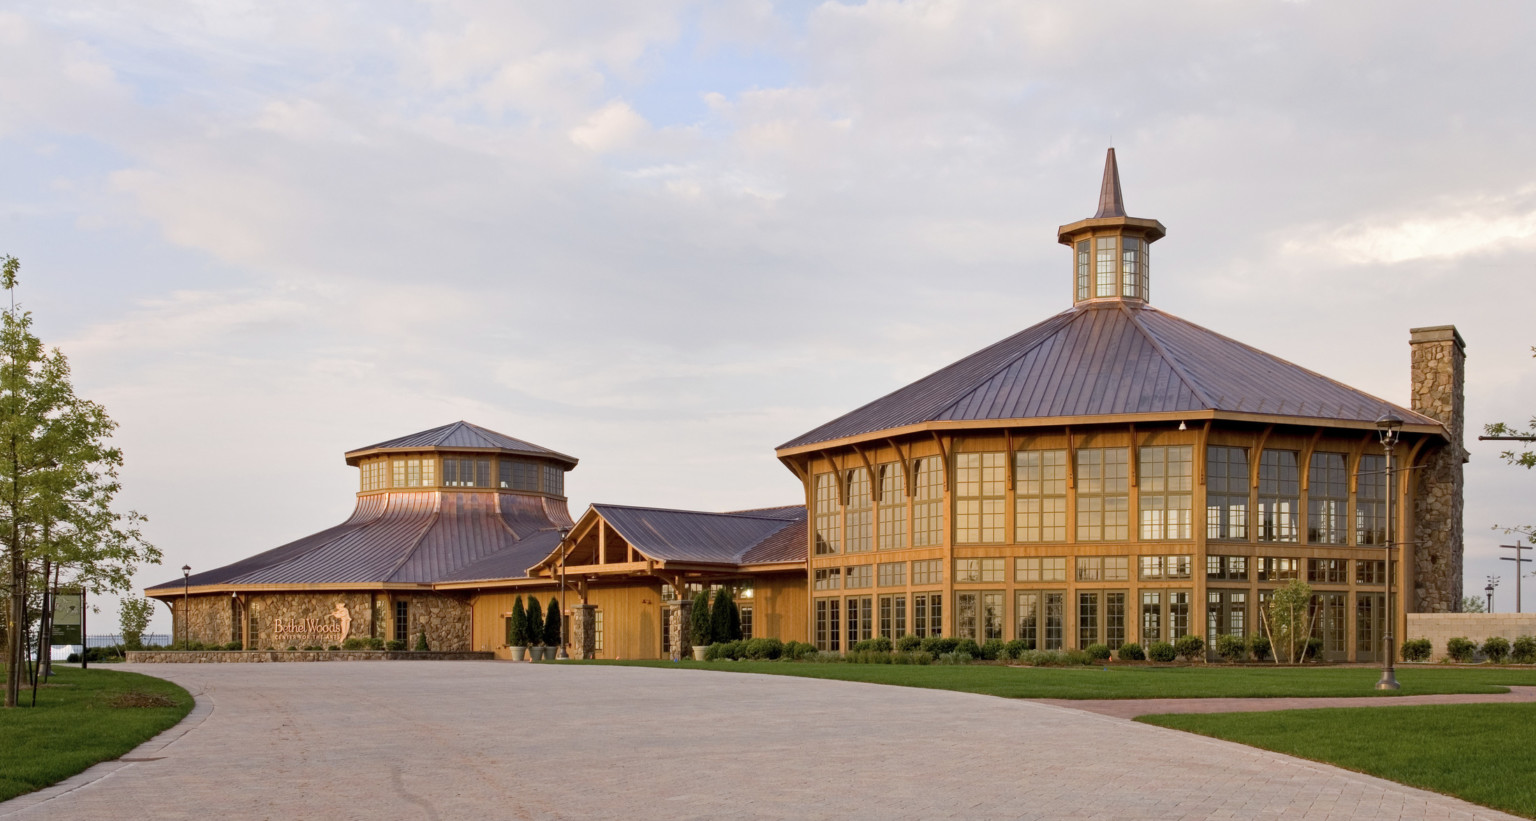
[0,663,1521,820]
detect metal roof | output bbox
[345,421,578,467]
[1094,147,1127,219]
[150,491,574,590]
[590,504,806,566]
[778,300,1442,451]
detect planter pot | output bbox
[539,646,553,660]
[692,645,709,661]
[511,646,527,661]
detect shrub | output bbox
[1214,634,1247,663]
[711,588,734,645]
[847,650,896,664]
[224,640,244,651]
[742,637,784,660]
[1174,635,1205,661]
[367,637,385,650]
[119,596,155,651]
[705,640,748,661]
[1084,643,1112,661]
[327,645,340,651]
[385,639,406,651]
[304,645,323,651]
[689,590,712,646]
[936,651,973,665]
[1147,642,1177,662]
[414,631,429,652]
[509,598,528,646]
[920,636,959,656]
[286,645,299,651]
[525,596,544,646]
[853,636,893,653]
[1016,650,1065,667]
[1062,649,1094,666]
[1248,633,1272,661]
[1512,635,1536,664]
[1002,639,1030,660]
[811,651,842,663]
[727,597,743,642]
[1117,642,1145,661]
[954,638,983,658]
[544,598,562,648]
[1445,636,1477,663]
[1483,636,1512,664]
[980,639,1007,661]
[1400,638,1433,662]
[782,641,816,660]
[342,637,368,650]
[1302,637,1323,661]
[892,651,932,665]
[895,634,922,652]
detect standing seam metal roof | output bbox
[777,301,1441,450]
[346,421,578,467]
[589,504,807,566]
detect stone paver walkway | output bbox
[1,662,1523,820]
[1040,684,1536,720]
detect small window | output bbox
[877,562,906,587]
[543,465,564,496]
[394,600,409,643]
[911,559,944,586]
[845,564,873,589]
[813,568,842,590]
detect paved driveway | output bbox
[1,662,1519,820]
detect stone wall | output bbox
[570,603,597,660]
[666,599,691,662]
[1407,613,1536,660]
[1409,325,1467,613]
[126,650,493,663]
[165,590,473,652]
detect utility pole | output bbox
[1501,541,1531,613]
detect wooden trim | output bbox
[1299,429,1324,492]
[853,444,877,505]
[1005,429,1016,491]
[1198,420,1213,486]
[1250,425,1274,489]
[830,451,849,507]
[1128,423,1139,487]
[1348,433,1374,494]
[930,432,952,493]
[887,438,915,498]
[1066,426,1077,489]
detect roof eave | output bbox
[1057,216,1167,245]
[342,446,580,468]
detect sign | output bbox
[272,603,352,641]
[52,588,83,646]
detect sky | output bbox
[3,1,1535,636]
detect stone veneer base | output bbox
[126,651,495,663]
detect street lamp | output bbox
[181,564,191,648]
[1486,575,1500,613]
[1375,412,1402,691]
[555,526,571,660]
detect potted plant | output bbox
[544,598,562,658]
[526,595,545,660]
[509,597,528,661]
[689,589,712,660]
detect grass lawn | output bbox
[1141,704,1536,819]
[575,659,1536,700]
[0,665,193,802]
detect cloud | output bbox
[569,100,649,152]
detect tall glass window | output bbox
[813,473,840,555]
[1076,240,1090,301]
[1121,237,1144,298]
[542,465,564,496]
[500,460,539,491]
[1307,452,1347,544]
[845,468,873,553]
[443,457,491,488]
[913,458,944,547]
[1140,590,1162,644]
[1357,454,1387,545]
[1078,592,1099,649]
[1076,448,1129,541]
[1015,449,1067,542]
[1206,446,1249,540]
[1095,236,1118,297]
[1139,445,1192,540]
[1257,449,1300,542]
[954,452,1005,544]
[876,462,906,549]
[1206,590,1247,647]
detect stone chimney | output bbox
[1409,325,1466,613]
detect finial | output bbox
[1093,147,1126,219]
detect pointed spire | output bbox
[1094,148,1126,218]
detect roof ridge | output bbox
[593,502,800,522]
[1141,308,1441,427]
[1119,302,1218,409]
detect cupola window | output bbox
[1095,236,1118,297]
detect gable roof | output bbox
[778,300,1442,451]
[345,421,578,467]
[591,504,806,566]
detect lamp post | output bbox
[1375,413,1402,690]
[556,526,571,660]
[1486,575,1500,613]
[180,564,191,648]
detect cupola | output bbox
[1057,148,1166,306]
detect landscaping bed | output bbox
[125,650,494,663]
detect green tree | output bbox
[1262,579,1315,664]
[509,597,528,647]
[3,257,157,708]
[688,589,711,647]
[1462,595,1486,614]
[543,598,561,648]
[727,596,742,642]
[119,596,154,651]
[710,587,733,645]
[525,595,544,646]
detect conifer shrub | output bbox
[1214,634,1248,662]
[689,590,712,647]
[544,598,562,648]
[1146,641,1177,663]
[1482,636,1511,664]
[727,597,743,642]
[895,634,922,652]
[1084,643,1111,661]
[1117,642,1145,661]
[1174,634,1205,661]
[1400,638,1433,661]
[414,631,429,652]
[1512,635,1536,664]
[526,596,544,645]
[509,598,528,647]
[710,588,734,645]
